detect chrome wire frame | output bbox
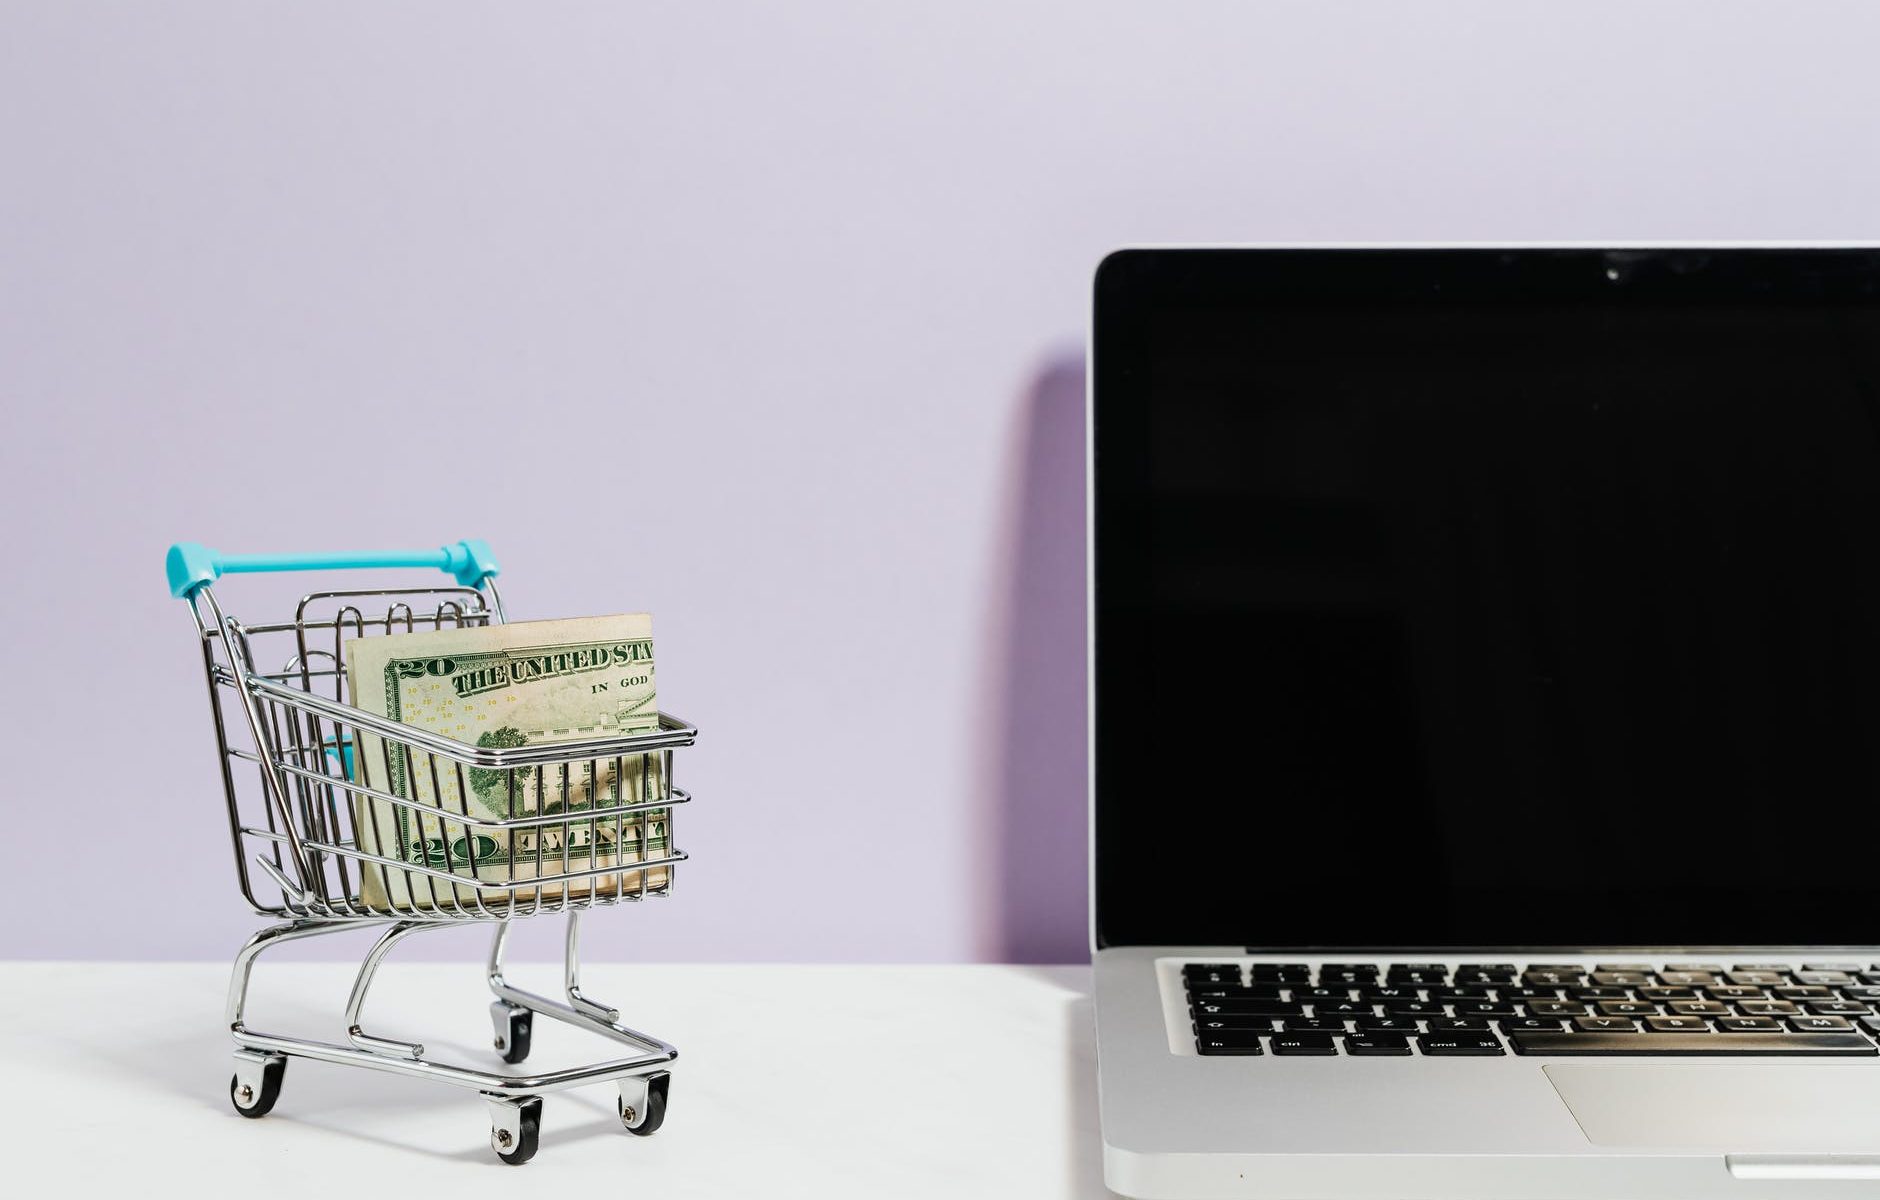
[225,916,677,1096]
[188,578,692,1106]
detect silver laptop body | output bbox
[1090,246,1880,1199]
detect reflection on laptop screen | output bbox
[1094,249,1880,948]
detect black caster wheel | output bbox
[492,1096,543,1165]
[620,1071,669,1136]
[230,1055,285,1118]
[494,1003,532,1065]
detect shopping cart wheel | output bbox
[619,1071,669,1136]
[229,1053,286,1118]
[491,1001,532,1065]
[489,1095,542,1165]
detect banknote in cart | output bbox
[341,613,673,910]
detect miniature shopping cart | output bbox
[167,539,696,1164]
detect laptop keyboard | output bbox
[1185,961,1880,1056]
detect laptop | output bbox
[1090,246,1880,1198]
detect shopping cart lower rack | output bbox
[166,539,698,1164]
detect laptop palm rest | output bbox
[1545,1063,1880,1157]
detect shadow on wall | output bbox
[993,353,1090,964]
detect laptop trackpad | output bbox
[1546,1064,1880,1151]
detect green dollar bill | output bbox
[339,614,667,911]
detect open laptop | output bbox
[1090,246,1880,1198]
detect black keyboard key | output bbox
[1387,969,1449,986]
[1524,969,1583,987]
[1810,1001,1873,1016]
[1295,987,1354,1001]
[1357,1017,1420,1034]
[1596,1001,1657,1017]
[1718,1017,1785,1032]
[1313,1001,1374,1018]
[1197,1032,1265,1055]
[1527,1000,1589,1017]
[1658,971,1720,986]
[1358,986,1422,1001]
[1191,999,1302,1017]
[1790,1015,1856,1032]
[1569,987,1632,1001]
[1645,1015,1709,1032]
[1639,988,1696,1002]
[1194,1016,1277,1032]
[1670,1001,1731,1017]
[1727,970,1787,986]
[1596,962,1654,972]
[1285,1017,1352,1033]
[1453,1002,1520,1018]
[1505,987,1565,999]
[1431,987,1490,1002]
[1270,1033,1337,1055]
[1418,1033,1504,1056]
[1707,986,1767,1001]
[1774,986,1834,999]
[1345,1035,1412,1055]
[1665,963,1727,973]
[1592,971,1653,986]
[1385,1001,1445,1017]
[1187,985,1286,1001]
[1184,964,1243,985]
[1795,971,1856,986]
[1500,1017,1565,1033]
[1513,1031,1875,1056]
[1573,1016,1637,1032]
[1737,1001,1799,1016]
[1426,1017,1491,1031]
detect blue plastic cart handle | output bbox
[165,540,500,598]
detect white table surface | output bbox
[4,961,1106,1197]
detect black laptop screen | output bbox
[1093,248,1880,949]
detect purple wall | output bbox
[6,1,1880,960]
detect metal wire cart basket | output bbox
[166,539,697,1164]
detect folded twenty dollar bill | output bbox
[340,614,670,911]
